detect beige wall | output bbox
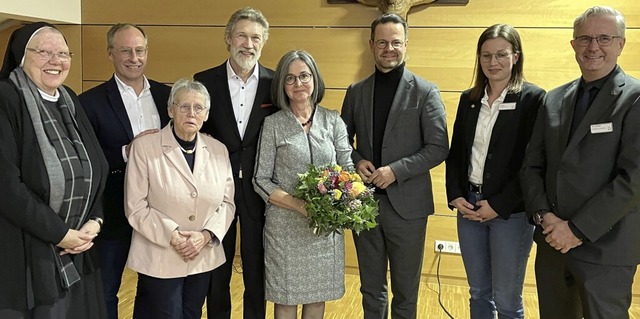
[1,0,638,295]
[0,0,81,23]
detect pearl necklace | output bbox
[179,145,195,154]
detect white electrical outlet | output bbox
[434,240,461,254]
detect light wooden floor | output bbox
[117,260,640,319]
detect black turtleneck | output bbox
[173,129,197,172]
[373,63,404,194]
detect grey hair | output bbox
[168,78,211,112]
[573,6,625,38]
[271,50,325,111]
[107,23,148,49]
[224,7,269,51]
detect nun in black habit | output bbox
[0,22,108,318]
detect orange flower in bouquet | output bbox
[293,164,379,236]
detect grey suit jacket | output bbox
[521,66,640,265]
[341,68,449,219]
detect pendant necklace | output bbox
[179,145,195,154]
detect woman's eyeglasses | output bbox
[284,72,313,85]
[26,48,73,62]
[173,102,207,115]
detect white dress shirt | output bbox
[468,87,507,185]
[226,60,259,140]
[114,74,161,161]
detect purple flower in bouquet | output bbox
[293,164,379,236]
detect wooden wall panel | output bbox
[0,25,18,62]
[82,0,640,29]
[82,80,100,92]
[56,25,82,93]
[409,0,640,28]
[82,26,226,84]
[82,26,376,88]
[406,28,640,92]
[81,25,640,96]
[82,0,380,27]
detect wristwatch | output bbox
[533,210,549,226]
[89,217,104,232]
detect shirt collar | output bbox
[38,88,59,102]
[581,65,617,91]
[481,86,508,104]
[113,73,150,94]
[226,59,259,82]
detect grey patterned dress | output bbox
[253,105,353,305]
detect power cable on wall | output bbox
[436,244,455,319]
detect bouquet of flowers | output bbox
[293,164,379,236]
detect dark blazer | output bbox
[194,61,277,221]
[341,68,449,219]
[0,81,108,310]
[521,66,640,265]
[446,83,545,219]
[79,76,171,239]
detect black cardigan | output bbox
[446,82,546,219]
[0,80,108,310]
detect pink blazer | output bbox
[124,125,235,278]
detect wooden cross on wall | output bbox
[328,0,469,20]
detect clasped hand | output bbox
[450,197,498,222]
[540,213,583,253]
[356,160,396,189]
[56,219,101,255]
[170,230,210,262]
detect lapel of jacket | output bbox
[383,70,413,142]
[105,76,135,140]
[566,67,625,152]
[192,133,210,185]
[161,125,196,187]
[149,80,171,126]
[558,80,580,151]
[361,75,375,150]
[217,62,243,141]
[488,91,521,149]
[244,63,272,142]
[463,97,482,157]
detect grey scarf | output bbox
[10,67,94,288]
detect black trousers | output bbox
[535,234,636,319]
[207,178,266,319]
[137,271,210,319]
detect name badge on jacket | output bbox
[590,122,613,134]
[498,102,516,110]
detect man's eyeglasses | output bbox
[173,102,207,115]
[479,50,513,63]
[573,35,622,47]
[374,40,404,49]
[26,48,73,62]
[114,46,147,57]
[284,72,313,85]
